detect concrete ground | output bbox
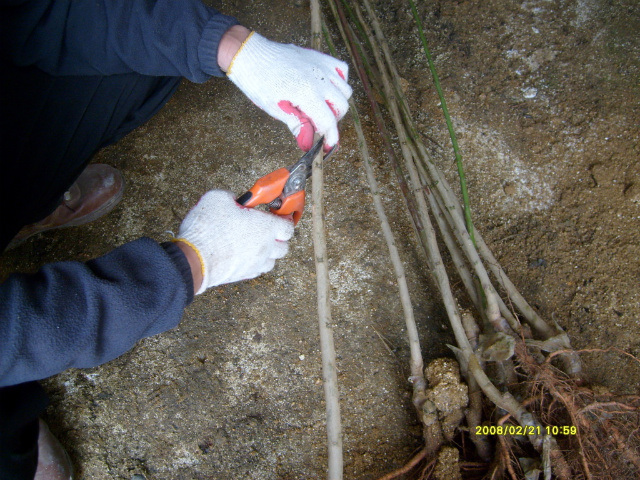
[2,0,639,479]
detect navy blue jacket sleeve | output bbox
[0,238,194,387]
[0,0,239,81]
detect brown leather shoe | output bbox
[34,419,74,480]
[8,164,124,249]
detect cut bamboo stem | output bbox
[324,1,427,421]
[355,1,508,334]
[416,143,582,375]
[326,0,429,250]
[311,2,343,478]
[354,0,561,345]
[311,150,343,480]
[330,2,576,476]
[350,94,425,382]
[353,1,498,343]
[344,0,476,356]
[356,0,561,341]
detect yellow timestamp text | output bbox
[474,425,577,436]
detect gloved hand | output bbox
[176,190,294,294]
[227,32,352,151]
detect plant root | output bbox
[514,345,640,479]
[375,447,428,480]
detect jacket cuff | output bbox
[160,241,194,305]
[198,13,240,78]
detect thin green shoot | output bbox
[408,0,475,245]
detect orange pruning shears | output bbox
[236,137,335,225]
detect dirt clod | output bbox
[434,446,462,480]
[425,358,468,442]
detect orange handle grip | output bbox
[271,190,305,225]
[239,168,290,208]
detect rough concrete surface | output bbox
[2,0,639,479]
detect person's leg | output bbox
[0,63,182,473]
[0,62,182,250]
[0,382,49,479]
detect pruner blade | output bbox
[237,136,336,225]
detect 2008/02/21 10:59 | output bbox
[474,425,577,436]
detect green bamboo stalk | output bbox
[407,0,475,245]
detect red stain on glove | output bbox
[278,100,315,151]
[279,100,341,152]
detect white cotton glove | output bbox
[177,190,294,294]
[227,32,352,151]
